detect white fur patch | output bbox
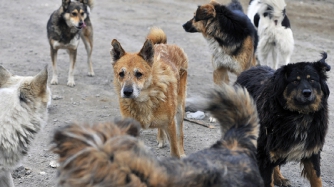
[52,35,81,50]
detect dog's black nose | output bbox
[79,22,84,27]
[123,87,133,97]
[302,89,312,98]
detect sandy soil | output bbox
[0,0,333,186]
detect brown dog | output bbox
[183,0,258,85]
[51,84,263,187]
[110,27,188,157]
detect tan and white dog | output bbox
[110,27,188,158]
[0,66,51,187]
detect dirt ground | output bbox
[0,0,333,186]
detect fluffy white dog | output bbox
[248,0,294,69]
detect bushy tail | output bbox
[227,0,244,12]
[146,27,167,45]
[205,84,259,149]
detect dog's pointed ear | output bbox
[195,4,216,21]
[78,0,88,4]
[0,66,11,86]
[111,39,126,65]
[32,66,48,94]
[62,0,71,10]
[114,118,141,137]
[314,52,331,73]
[139,39,154,66]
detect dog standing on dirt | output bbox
[183,0,258,85]
[47,0,95,87]
[0,66,51,187]
[52,84,264,187]
[247,0,294,69]
[110,28,188,158]
[236,53,330,187]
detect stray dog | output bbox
[0,66,51,187]
[110,27,188,158]
[183,0,258,85]
[247,0,294,69]
[47,0,95,87]
[52,84,264,187]
[236,53,330,187]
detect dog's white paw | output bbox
[67,80,76,87]
[50,78,58,85]
[157,141,166,148]
[87,71,95,77]
[209,116,217,123]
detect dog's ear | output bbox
[272,66,287,95]
[0,66,11,86]
[139,39,154,66]
[78,0,88,4]
[195,4,216,21]
[313,52,330,98]
[113,118,141,137]
[32,66,48,94]
[110,39,126,64]
[62,0,71,10]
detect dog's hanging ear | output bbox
[195,4,216,21]
[62,0,71,10]
[272,66,287,96]
[32,66,48,94]
[139,39,154,66]
[111,39,126,65]
[113,118,141,137]
[0,66,11,87]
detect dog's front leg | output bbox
[50,48,59,85]
[67,48,77,87]
[259,161,275,187]
[301,154,322,187]
[0,169,15,187]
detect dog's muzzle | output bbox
[183,21,198,33]
[77,21,86,30]
[122,86,134,98]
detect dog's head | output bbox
[110,39,155,99]
[259,0,287,26]
[272,53,330,114]
[183,1,220,34]
[61,0,90,30]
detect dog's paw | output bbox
[67,81,76,87]
[50,78,58,85]
[157,141,167,148]
[274,178,291,187]
[87,71,95,77]
[209,116,217,123]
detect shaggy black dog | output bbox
[236,53,330,187]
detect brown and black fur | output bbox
[47,0,94,87]
[236,53,330,187]
[183,0,258,85]
[51,84,263,187]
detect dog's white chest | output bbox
[52,35,80,50]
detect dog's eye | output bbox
[119,72,125,78]
[72,12,77,16]
[309,79,315,83]
[135,72,143,78]
[81,13,84,16]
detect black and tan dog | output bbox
[47,0,94,87]
[236,53,330,187]
[183,0,258,85]
[51,84,263,187]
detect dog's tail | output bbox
[146,27,167,45]
[204,84,259,151]
[51,118,167,186]
[227,0,244,12]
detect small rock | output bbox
[49,160,60,168]
[52,95,63,100]
[39,171,46,175]
[186,111,206,120]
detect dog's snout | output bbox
[183,21,198,33]
[302,89,312,98]
[79,22,84,26]
[123,86,133,97]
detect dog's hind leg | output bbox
[166,120,181,158]
[0,169,15,187]
[273,166,291,187]
[157,129,167,148]
[272,49,279,69]
[67,49,77,87]
[301,154,322,187]
[81,26,95,77]
[213,66,229,86]
[50,48,59,85]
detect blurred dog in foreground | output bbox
[52,84,264,187]
[0,66,51,187]
[110,27,188,157]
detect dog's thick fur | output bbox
[236,53,330,187]
[47,0,95,87]
[52,84,263,187]
[247,0,294,69]
[110,28,188,158]
[183,0,258,85]
[0,66,51,187]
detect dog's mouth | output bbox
[76,22,86,30]
[183,21,198,33]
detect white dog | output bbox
[0,66,51,187]
[248,0,294,69]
